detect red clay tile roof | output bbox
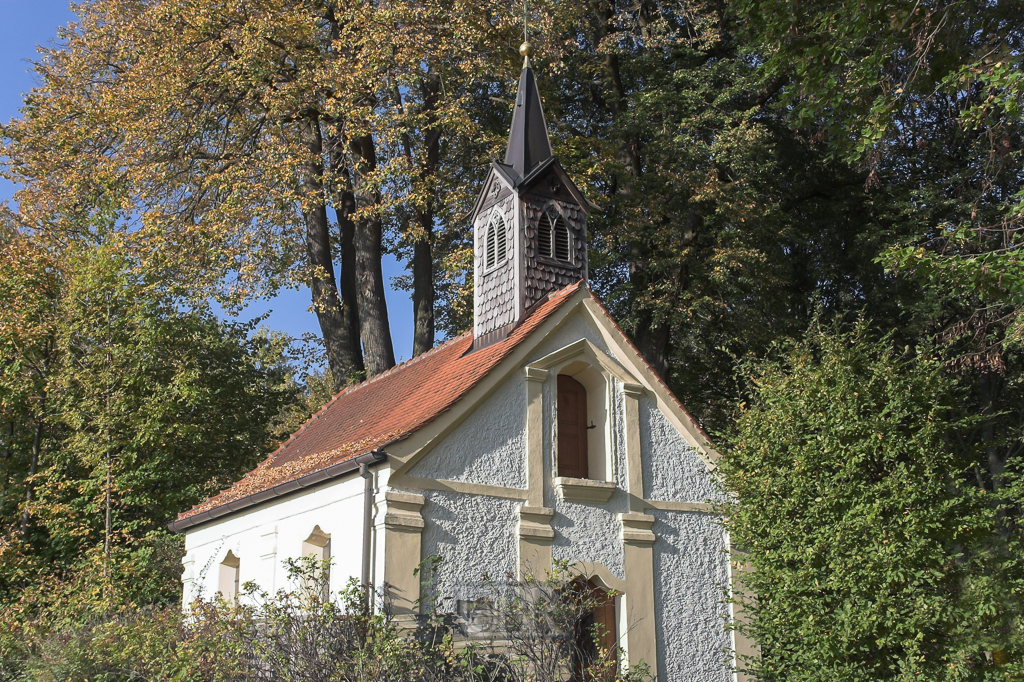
[179,282,584,520]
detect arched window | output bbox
[218,550,240,602]
[557,374,589,479]
[302,526,332,601]
[485,212,506,269]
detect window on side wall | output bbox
[301,526,332,601]
[557,374,589,479]
[218,550,240,602]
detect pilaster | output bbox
[524,366,549,507]
[620,512,658,678]
[382,491,425,616]
[180,555,195,605]
[518,505,555,579]
[622,382,645,512]
[259,527,278,593]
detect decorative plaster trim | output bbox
[621,382,644,398]
[525,337,634,384]
[553,476,616,504]
[617,510,659,677]
[523,366,549,382]
[382,491,425,616]
[383,491,425,532]
[622,386,645,512]
[569,561,628,594]
[524,368,546,507]
[518,505,555,539]
[620,512,656,546]
[644,500,716,513]
[389,474,528,501]
[518,505,555,579]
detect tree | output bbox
[720,321,1022,681]
[730,0,1024,526]
[2,0,527,384]
[0,231,299,602]
[481,1,910,432]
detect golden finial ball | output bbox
[519,41,534,58]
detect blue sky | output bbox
[0,0,417,364]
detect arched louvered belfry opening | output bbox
[553,212,570,262]
[557,374,589,479]
[485,212,507,269]
[537,207,571,263]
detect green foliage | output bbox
[0,235,303,608]
[0,554,651,682]
[720,320,1023,681]
[732,0,1024,362]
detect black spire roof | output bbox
[503,59,553,177]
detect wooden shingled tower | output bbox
[469,54,590,349]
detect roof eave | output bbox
[169,448,388,534]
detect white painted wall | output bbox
[182,471,371,605]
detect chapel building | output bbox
[174,53,750,682]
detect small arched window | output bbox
[485,212,507,269]
[302,526,332,601]
[218,550,240,602]
[557,374,589,479]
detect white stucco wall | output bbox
[418,490,520,611]
[652,510,732,682]
[181,471,370,605]
[528,311,620,364]
[407,374,527,489]
[640,395,729,504]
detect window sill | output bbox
[553,477,616,504]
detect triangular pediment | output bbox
[389,285,718,477]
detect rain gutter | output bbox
[168,448,389,534]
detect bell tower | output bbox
[470,48,590,349]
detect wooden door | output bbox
[557,375,589,479]
[572,580,616,682]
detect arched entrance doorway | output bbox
[572,579,617,681]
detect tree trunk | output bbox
[350,134,396,375]
[300,120,363,389]
[410,70,442,357]
[411,229,434,356]
[332,187,365,378]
